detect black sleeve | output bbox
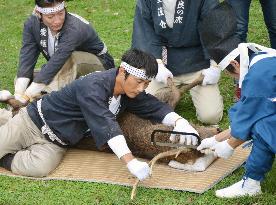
[125,92,173,123]
[75,77,123,148]
[198,0,220,60]
[17,17,40,79]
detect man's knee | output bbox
[11,149,64,177]
[23,163,53,177]
[197,107,223,124]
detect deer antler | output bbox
[130,146,192,200]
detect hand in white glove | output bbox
[14,77,30,95]
[155,59,173,85]
[170,118,199,146]
[14,93,29,104]
[202,60,221,86]
[0,90,13,101]
[127,158,150,181]
[197,136,219,152]
[211,140,234,159]
[14,77,31,103]
[25,82,46,99]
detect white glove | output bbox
[14,93,29,104]
[127,158,150,181]
[170,118,199,146]
[202,60,221,86]
[155,59,173,85]
[211,140,234,159]
[25,82,46,99]
[14,77,30,95]
[197,136,219,152]
[0,90,13,101]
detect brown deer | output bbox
[76,75,218,172]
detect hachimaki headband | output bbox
[120,62,151,80]
[218,43,276,88]
[36,1,65,14]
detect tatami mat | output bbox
[0,145,250,193]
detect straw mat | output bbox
[0,145,250,193]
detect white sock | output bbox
[107,135,131,159]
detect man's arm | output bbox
[197,128,245,159]
[76,78,150,180]
[15,16,40,101]
[228,137,244,149]
[132,0,162,59]
[17,16,40,80]
[107,135,149,181]
[162,112,199,145]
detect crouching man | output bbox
[0,49,198,180]
[197,4,276,196]
[197,43,276,198]
[194,2,276,198]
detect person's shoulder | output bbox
[62,13,93,37]
[249,57,276,80]
[137,0,151,8]
[77,69,117,87]
[24,14,40,26]
[243,61,275,97]
[66,13,91,27]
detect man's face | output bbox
[41,9,66,33]
[122,74,150,98]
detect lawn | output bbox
[0,0,275,204]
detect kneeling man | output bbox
[0,49,198,180]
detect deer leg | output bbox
[168,153,217,172]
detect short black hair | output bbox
[121,49,158,79]
[225,56,240,73]
[35,0,64,7]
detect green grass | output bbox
[0,0,275,204]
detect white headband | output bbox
[120,62,151,80]
[218,43,276,88]
[35,1,65,15]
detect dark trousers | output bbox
[245,134,275,181]
[227,0,276,49]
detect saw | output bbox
[151,129,201,149]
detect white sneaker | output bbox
[216,177,262,198]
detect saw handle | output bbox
[150,129,201,146]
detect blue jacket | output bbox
[229,55,276,153]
